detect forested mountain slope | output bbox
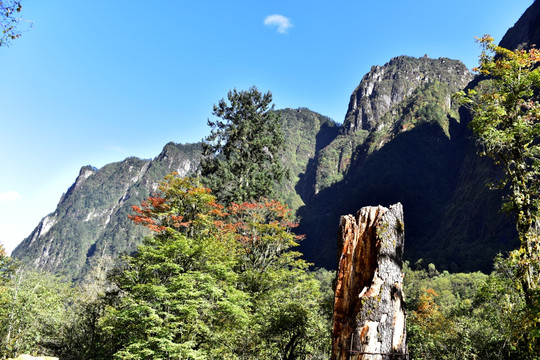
[12,109,337,280]
[12,143,203,280]
[298,0,540,271]
[295,56,519,272]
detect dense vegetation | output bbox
[3,3,540,356]
[0,175,335,359]
[404,258,535,359]
[1,241,537,359]
[456,35,540,355]
[274,108,340,209]
[201,87,288,204]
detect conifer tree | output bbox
[201,86,288,204]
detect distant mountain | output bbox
[13,1,539,278]
[312,56,472,194]
[12,142,204,280]
[276,108,340,208]
[12,109,337,280]
[296,0,540,272]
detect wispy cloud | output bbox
[0,191,21,202]
[264,14,293,34]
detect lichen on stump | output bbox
[331,203,407,360]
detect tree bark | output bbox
[331,203,407,360]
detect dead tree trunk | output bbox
[331,203,407,360]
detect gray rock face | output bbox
[310,55,473,196]
[343,56,471,133]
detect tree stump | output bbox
[331,203,408,360]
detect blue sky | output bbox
[0,0,534,253]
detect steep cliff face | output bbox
[12,142,203,280]
[313,56,472,194]
[499,0,540,51]
[343,56,471,134]
[298,54,516,273]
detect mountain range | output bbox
[12,1,540,280]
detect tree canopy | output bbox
[99,173,330,359]
[200,86,288,204]
[0,0,23,47]
[456,35,540,355]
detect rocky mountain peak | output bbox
[12,143,204,280]
[343,56,472,134]
[59,165,97,204]
[155,142,206,177]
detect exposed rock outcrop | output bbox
[297,53,516,273]
[332,203,407,360]
[343,56,471,134]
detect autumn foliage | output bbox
[106,173,328,359]
[455,35,540,357]
[129,173,304,264]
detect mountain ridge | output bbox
[12,109,337,280]
[12,142,204,279]
[10,57,510,278]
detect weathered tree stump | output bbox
[331,203,407,360]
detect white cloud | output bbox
[0,191,21,202]
[264,14,293,34]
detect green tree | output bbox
[0,268,74,359]
[456,35,540,352]
[201,86,288,204]
[403,261,526,359]
[55,257,115,360]
[225,200,330,360]
[101,176,247,359]
[474,256,531,359]
[1,1,23,47]
[100,174,330,359]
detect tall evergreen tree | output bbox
[201,86,288,204]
